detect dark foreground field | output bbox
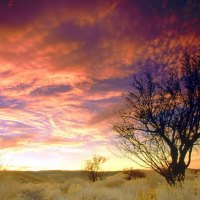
[0,169,199,200]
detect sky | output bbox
[0,0,199,171]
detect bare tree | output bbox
[113,53,200,185]
[83,155,107,182]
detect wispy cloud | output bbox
[30,84,73,96]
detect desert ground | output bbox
[0,169,199,200]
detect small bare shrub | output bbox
[83,155,107,182]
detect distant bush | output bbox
[191,169,199,175]
[123,168,146,180]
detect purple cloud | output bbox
[30,84,73,96]
[0,95,26,109]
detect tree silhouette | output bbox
[83,155,107,182]
[113,52,200,185]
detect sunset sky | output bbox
[0,0,199,170]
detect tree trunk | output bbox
[164,162,186,185]
[90,172,96,182]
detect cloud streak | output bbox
[30,84,73,96]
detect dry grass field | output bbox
[0,169,199,200]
